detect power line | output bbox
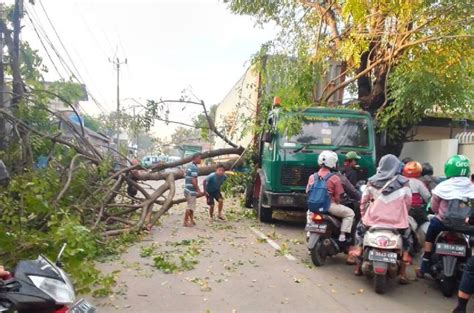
[24,10,64,80]
[26,2,107,113]
[37,0,85,83]
[25,6,72,79]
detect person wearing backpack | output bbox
[351,154,413,283]
[306,151,355,245]
[417,155,474,278]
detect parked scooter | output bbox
[0,244,98,313]
[361,227,403,294]
[306,197,359,266]
[429,229,472,297]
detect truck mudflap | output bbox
[442,255,458,277]
[308,233,321,250]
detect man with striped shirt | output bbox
[183,153,203,227]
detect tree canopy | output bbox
[225,0,473,154]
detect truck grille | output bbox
[281,166,315,186]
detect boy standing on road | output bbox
[203,163,228,220]
[184,153,203,227]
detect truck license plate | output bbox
[368,250,398,264]
[436,243,466,256]
[68,299,98,313]
[305,223,327,234]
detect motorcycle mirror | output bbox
[56,243,67,267]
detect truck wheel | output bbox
[254,185,272,223]
[310,240,326,266]
[374,274,387,294]
[440,276,457,297]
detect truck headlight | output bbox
[29,275,75,304]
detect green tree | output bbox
[193,104,217,143]
[225,0,473,154]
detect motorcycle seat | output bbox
[368,226,399,234]
[320,214,342,226]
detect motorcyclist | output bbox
[352,154,413,283]
[403,161,431,226]
[419,162,440,192]
[306,151,355,245]
[0,266,10,279]
[417,155,474,278]
[341,151,361,187]
[453,216,474,313]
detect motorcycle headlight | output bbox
[29,275,75,304]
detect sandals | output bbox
[399,276,410,285]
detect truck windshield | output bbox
[281,117,370,148]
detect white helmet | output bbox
[318,150,338,169]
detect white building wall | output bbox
[400,139,459,176]
[214,66,260,150]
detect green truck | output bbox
[214,66,377,222]
[251,105,376,222]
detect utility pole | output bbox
[11,0,23,105]
[109,57,127,148]
[0,3,5,151]
[132,105,139,154]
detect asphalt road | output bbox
[90,196,470,313]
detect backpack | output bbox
[308,173,334,213]
[443,199,474,232]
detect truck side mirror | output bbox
[262,132,273,143]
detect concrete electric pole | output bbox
[0,3,5,151]
[109,57,127,148]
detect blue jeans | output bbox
[460,257,474,294]
[425,217,446,243]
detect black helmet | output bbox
[421,162,434,176]
[401,157,413,165]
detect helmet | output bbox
[445,155,471,178]
[345,151,361,161]
[318,150,338,169]
[402,157,413,165]
[421,162,434,176]
[403,161,422,178]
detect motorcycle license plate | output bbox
[368,250,398,264]
[305,223,327,234]
[68,299,98,313]
[436,243,466,256]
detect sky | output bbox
[12,0,276,138]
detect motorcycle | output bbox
[361,226,403,294]
[306,197,359,266]
[429,229,472,297]
[0,244,98,313]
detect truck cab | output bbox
[252,107,376,222]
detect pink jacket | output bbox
[360,183,412,229]
[431,195,449,221]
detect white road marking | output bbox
[250,227,297,261]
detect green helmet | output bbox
[345,151,361,160]
[445,155,471,178]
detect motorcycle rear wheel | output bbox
[440,276,457,297]
[310,240,327,266]
[374,274,387,294]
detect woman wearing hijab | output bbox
[352,154,413,283]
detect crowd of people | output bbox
[306,150,474,312]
